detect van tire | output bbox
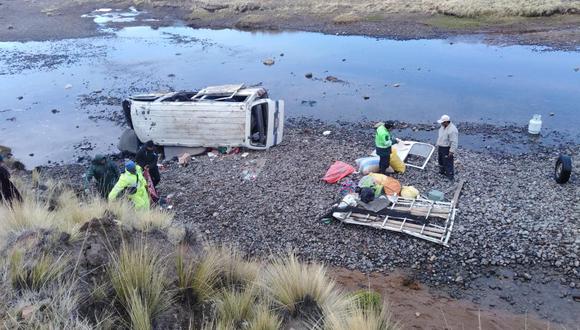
[554,154,572,184]
[118,129,141,155]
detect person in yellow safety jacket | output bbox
[108,160,150,210]
[374,121,394,174]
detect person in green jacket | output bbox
[374,121,394,174]
[84,154,120,198]
[108,160,150,210]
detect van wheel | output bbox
[118,129,141,155]
[554,154,572,184]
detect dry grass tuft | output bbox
[261,254,348,318]
[321,302,399,330]
[189,247,224,302]
[107,200,172,231]
[216,287,257,327]
[248,304,282,330]
[9,251,68,291]
[0,277,91,329]
[0,180,174,246]
[110,242,171,328]
[218,246,259,289]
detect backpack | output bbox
[360,187,375,203]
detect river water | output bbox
[1,17,579,166]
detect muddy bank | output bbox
[35,119,580,327]
[332,268,554,330]
[1,0,580,50]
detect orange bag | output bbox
[369,173,401,195]
[322,161,356,184]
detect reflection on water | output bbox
[1,26,579,166]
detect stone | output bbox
[19,305,35,321]
[178,153,191,166]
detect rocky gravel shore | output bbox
[160,119,579,280]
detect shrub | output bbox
[248,304,282,330]
[9,251,68,291]
[216,288,257,327]
[261,254,348,318]
[109,242,171,328]
[352,289,382,311]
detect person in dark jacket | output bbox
[0,155,22,206]
[135,140,160,187]
[84,154,120,198]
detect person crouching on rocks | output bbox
[375,121,394,174]
[84,154,120,198]
[108,160,150,210]
[436,114,459,180]
[136,140,160,188]
[0,155,22,207]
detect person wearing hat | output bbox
[84,154,120,198]
[375,121,394,174]
[436,114,459,180]
[0,155,22,206]
[108,160,150,210]
[136,140,160,188]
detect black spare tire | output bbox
[554,154,572,184]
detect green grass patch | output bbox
[365,14,385,22]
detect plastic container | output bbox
[528,114,542,135]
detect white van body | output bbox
[124,84,284,150]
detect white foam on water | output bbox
[82,8,142,25]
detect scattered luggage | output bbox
[355,156,380,175]
[322,161,356,184]
[358,175,384,197]
[368,173,401,195]
[331,180,466,246]
[400,186,419,199]
[428,190,445,201]
[359,187,375,203]
[390,147,406,173]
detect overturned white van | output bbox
[120,84,284,152]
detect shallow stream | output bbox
[1,10,579,166]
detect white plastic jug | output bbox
[528,114,542,134]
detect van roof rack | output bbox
[193,84,245,101]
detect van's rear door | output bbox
[247,99,284,150]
